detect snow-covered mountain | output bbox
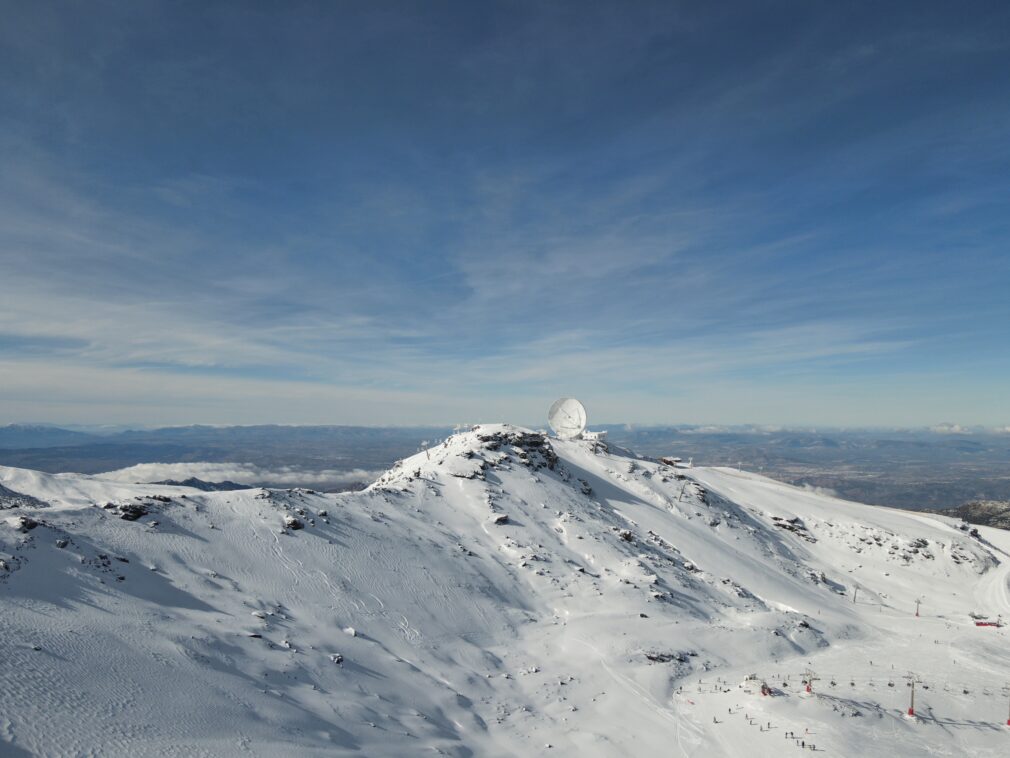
[2,424,1009,757]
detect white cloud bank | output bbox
[929,423,971,434]
[97,462,381,489]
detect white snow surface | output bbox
[2,423,1010,756]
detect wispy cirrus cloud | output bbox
[2,2,1009,427]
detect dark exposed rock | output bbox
[645,650,694,663]
[771,516,817,543]
[476,429,558,470]
[118,503,148,521]
[11,516,38,532]
[0,484,48,510]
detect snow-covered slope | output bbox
[2,424,1009,757]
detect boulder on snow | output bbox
[284,515,304,530]
[490,513,509,525]
[9,516,38,532]
[117,503,148,521]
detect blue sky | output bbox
[1,0,1009,426]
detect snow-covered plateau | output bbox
[2,424,1009,757]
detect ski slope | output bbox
[2,424,1009,756]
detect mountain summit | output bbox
[2,424,1009,756]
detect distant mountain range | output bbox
[0,424,452,481]
[0,424,100,449]
[0,423,453,449]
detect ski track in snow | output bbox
[2,424,1010,756]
